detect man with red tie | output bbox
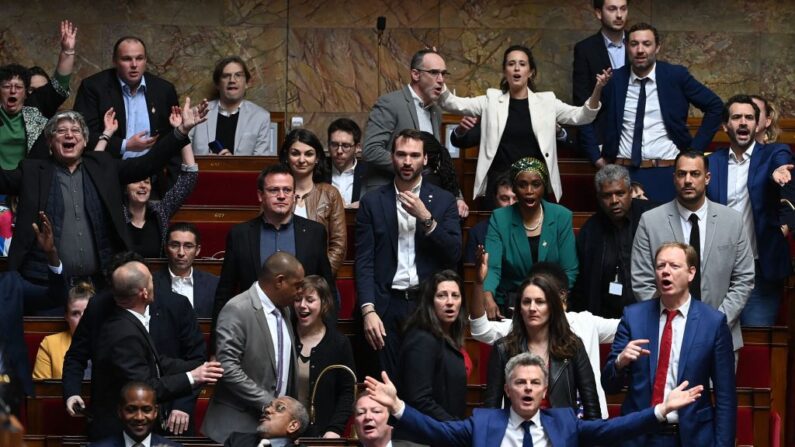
[602,242,736,446]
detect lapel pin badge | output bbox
[151,106,156,115]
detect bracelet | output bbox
[62,49,76,55]
[362,309,376,318]
[98,134,111,142]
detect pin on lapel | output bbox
[542,241,547,247]
[151,106,156,115]
[428,194,433,203]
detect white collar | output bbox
[675,198,708,223]
[123,431,151,447]
[730,141,755,162]
[168,266,193,281]
[508,406,542,430]
[660,295,692,319]
[394,177,423,197]
[255,282,277,314]
[332,158,358,176]
[407,84,432,109]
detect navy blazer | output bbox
[572,31,626,107]
[707,143,793,281]
[88,432,182,446]
[355,181,461,315]
[602,298,736,447]
[153,267,219,319]
[398,404,664,447]
[350,159,369,204]
[579,61,723,163]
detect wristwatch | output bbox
[423,216,434,229]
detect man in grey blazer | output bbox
[362,49,445,191]
[201,252,305,443]
[631,150,754,352]
[189,56,272,155]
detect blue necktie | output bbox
[631,78,649,167]
[521,420,534,447]
[272,308,284,394]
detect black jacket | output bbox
[484,336,600,419]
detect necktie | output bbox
[688,213,701,299]
[271,308,284,395]
[631,78,649,167]
[521,420,534,447]
[651,309,677,405]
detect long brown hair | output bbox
[403,270,466,349]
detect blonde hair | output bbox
[750,95,781,143]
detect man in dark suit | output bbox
[73,36,178,159]
[356,129,461,378]
[0,101,203,286]
[154,222,218,319]
[329,117,369,208]
[364,352,703,446]
[706,95,793,326]
[579,22,723,202]
[363,49,445,192]
[78,257,222,441]
[213,164,335,324]
[88,382,182,447]
[604,242,736,446]
[224,396,308,447]
[63,252,219,440]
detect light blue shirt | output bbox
[602,32,626,70]
[119,76,151,159]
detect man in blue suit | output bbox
[706,95,793,326]
[579,22,723,202]
[364,352,703,447]
[604,242,736,446]
[356,128,461,378]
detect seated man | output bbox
[88,381,182,447]
[225,396,309,447]
[329,117,368,208]
[463,172,515,263]
[354,394,393,447]
[365,352,702,446]
[154,222,219,318]
[189,56,272,156]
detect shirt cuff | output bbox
[186,371,195,386]
[469,314,490,336]
[48,262,63,274]
[120,139,127,153]
[393,401,405,419]
[181,163,199,172]
[653,404,666,422]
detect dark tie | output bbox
[521,420,534,447]
[651,309,677,405]
[272,308,285,394]
[688,213,701,299]
[631,78,649,167]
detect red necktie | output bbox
[651,309,677,406]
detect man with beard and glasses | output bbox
[632,151,754,360]
[705,95,793,326]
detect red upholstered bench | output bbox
[336,279,356,319]
[191,222,235,257]
[559,174,598,212]
[184,172,260,207]
[195,398,210,437]
[737,345,771,388]
[24,333,47,368]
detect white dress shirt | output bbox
[332,158,357,205]
[391,180,422,290]
[676,200,708,266]
[169,267,195,308]
[503,407,548,447]
[123,432,151,447]
[657,297,691,423]
[618,64,679,160]
[255,282,292,398]
[727,142,758,258]
[408,85,434,133]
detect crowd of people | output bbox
[0,0,793,445]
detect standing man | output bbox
[707,95,793,326]
[74,36,178,158]
[356,129,461,378]
[329,118,368,208]
[603,242,736,446]
[579,23,723,202]
[632,151,754,354]
[202,252,304,443]
[189,56,272,156]
[154,222,218,319]
[571,164,655,318]
[363,49,445,192]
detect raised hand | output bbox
[169,105,183,129]
[60,20,77,53]
[103,108,118,135]
[177,97,209,135]
[660,380,704,415]
[594,68,613,89]
[364,372,401,413]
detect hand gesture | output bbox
[660,380,703,415]
[397,190,430,221]
[177,97,209,135]
[169,105,182,128]
[456,116,479,135]
[65,395,85,417]
[165,409,190,435]
[773,164,793,186]
[456,198,469,219]
[126,131,157,151]
[364,372,401,413]
[103,108,118,135]
[616,339,651,370]
[363,308,386,350]
[475,246,488,285]
[483,292,504,320]
[60,20,77,53]
[190,360,224,385]
[32,212,55,255]
[594,68,613,89]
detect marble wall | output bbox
[1,0,793,140]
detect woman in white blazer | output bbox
[439,45,611,202]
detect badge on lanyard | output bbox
[609,266,623,296]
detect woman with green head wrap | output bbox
[481,157,578,319]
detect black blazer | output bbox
[485,337,600,420]
[73,69,179,157]
[153,266,219,319]
[296,324,355,436]
[213,215,336,323]
[572,31,625,106]
[0,132,188,276]
[350,159,369,204]
[90,306,202,440]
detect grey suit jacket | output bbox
[201,283,297,443]
[189,99,272,155]
[363,85,442,190]
[631,199,754,349]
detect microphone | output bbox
[377,16,386,45]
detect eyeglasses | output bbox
[329,142,356,152]
[415,69,450,79]
[262,187,294,196]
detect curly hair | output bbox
[418,131,461,197]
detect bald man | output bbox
[88,258,223,440]
[203,252,305,443]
